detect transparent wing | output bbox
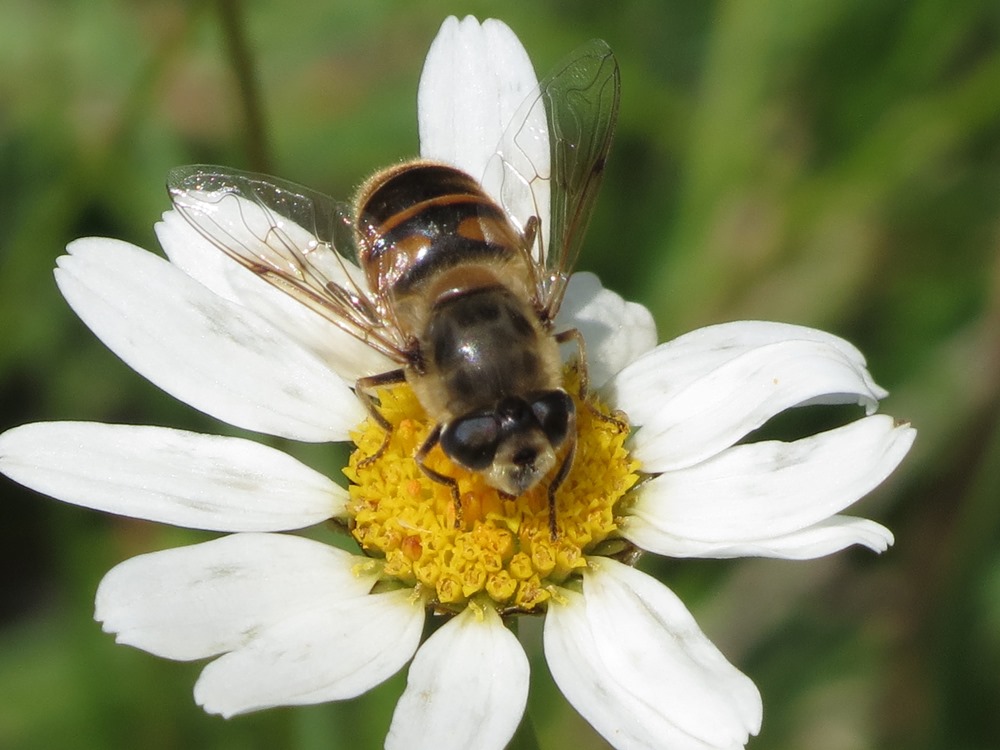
[167,165,410,363]
[486,39,620,320]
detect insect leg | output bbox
[414,424,464,528]
[554,328,591,397]
[546,428,577,539]
[555,328,628,432]
[517,215,542,291]
[522,215,539,258]
[355,368,407,467]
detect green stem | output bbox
[216,0,273,172]
[507,618,543,750]
[509,708,543,750]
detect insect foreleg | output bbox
[555,327,627,432]
[546,429,577,539]
[355,368,407,467]
[414,424,463,528]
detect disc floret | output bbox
[345,371,639,613]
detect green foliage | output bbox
[1,1,998,748]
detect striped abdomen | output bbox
[355,161,533,322]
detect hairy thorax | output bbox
[407,283,562,422]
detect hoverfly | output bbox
[168,40,620,536]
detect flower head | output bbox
[0,15,914,750]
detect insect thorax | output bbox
[408,285,562,422]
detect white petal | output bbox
[626,415,914,545]
[155,208,242,300]
[418,16,546,221]
[156,209,393,382]
[545,560,760,750]
[55,238,364,441]
[557,272,658,390]
[612,332,890,472]
[0,422,343,531]
[612,321,886,406]
[195,589,424,717]
[96,533,376,660]
[626,515,894,559]
[386,606,528,750]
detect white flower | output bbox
[0,15,914,750]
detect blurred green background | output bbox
[1,1,998,748]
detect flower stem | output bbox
[507,618,543,750]
[216,0,272,173]
[509,710,543,750]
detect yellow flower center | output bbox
[343,370,639,613]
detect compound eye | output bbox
[440,414,501,470]
[530,391,574,447]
